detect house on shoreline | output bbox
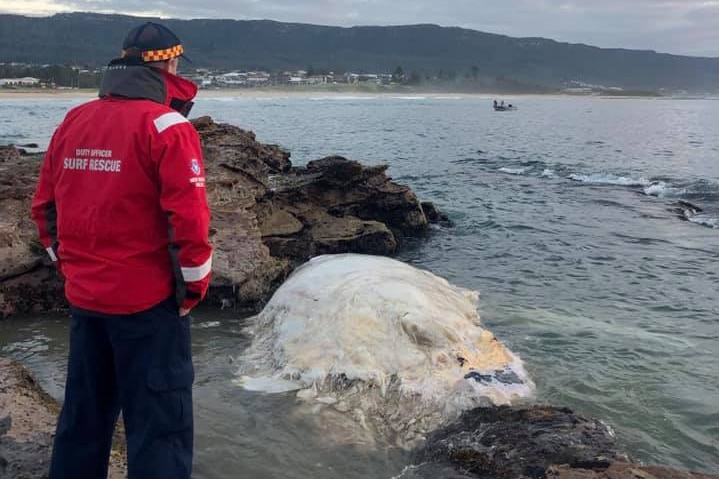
[0,62,405,90]
[0,77,40,88]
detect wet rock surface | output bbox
[0,117,444,317]
[413,406,716,479]
[547,463,718,479]
[0,357,126,478]
[0,358,56,479]
[0,145,63,318]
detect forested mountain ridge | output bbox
[1,12,718,92]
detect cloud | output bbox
[0,0,73,15]
[0,0,717,56]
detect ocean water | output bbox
[1,94,717,476]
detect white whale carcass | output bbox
[236,254,534,444]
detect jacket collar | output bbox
[99,57,198,115]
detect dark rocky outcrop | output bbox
[671,200,702,221]
[0,146,65,318]
[0,117,444,317]
[0,358,56,479]
[412,406,716,479]
[0,358,126,478]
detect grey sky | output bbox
[3,0,718,57]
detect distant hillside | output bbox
[1,12,718,92]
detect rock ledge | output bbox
[0,117,446,317]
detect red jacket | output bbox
[31,59,212,314]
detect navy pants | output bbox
[49,298,194,479]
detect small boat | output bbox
[493,102,517,111]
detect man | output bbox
[31,22,211,479]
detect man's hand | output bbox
[179,308,191,317]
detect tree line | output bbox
[0,64,102,88]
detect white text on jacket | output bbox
[63,148,122,173]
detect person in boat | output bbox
[493,100,498,108]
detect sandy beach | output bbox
[0,89,99,99]
[0,87,530,101]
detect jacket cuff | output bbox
[180,295,201,312]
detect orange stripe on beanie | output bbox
[140,45,184,62]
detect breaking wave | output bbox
[499,166,529,175]
[687,215,718,229]
[643,181,687,198]
[488,158,718,228]
[568,173,651,187]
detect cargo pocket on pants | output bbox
[147,362,195,434]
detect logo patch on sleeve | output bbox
[190,158,201,176]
